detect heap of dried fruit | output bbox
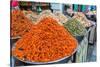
[11,10,33,38]
[12,17,77,62]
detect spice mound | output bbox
[12,17,77,62]
[11,10,33,38]
[73,12,92,27]
[64,18,87,36]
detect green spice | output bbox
[64,18,87,36]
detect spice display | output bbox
[64,18,87,36]
[23,10,38,24]
[54,11,69,24]
[73,12,92,27]
[12,17,77,62]
[11,10,34,38]
[37,10,63,25]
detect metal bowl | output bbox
[12,41,78,64]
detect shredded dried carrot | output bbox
[11,10,33,38]
[12,17,77,62]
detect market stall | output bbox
[10,1,97,67]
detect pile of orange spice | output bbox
[11,10,33,38]
[12,17,77,62]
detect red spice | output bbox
[12,17,77,62]
[11,10,33,38]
